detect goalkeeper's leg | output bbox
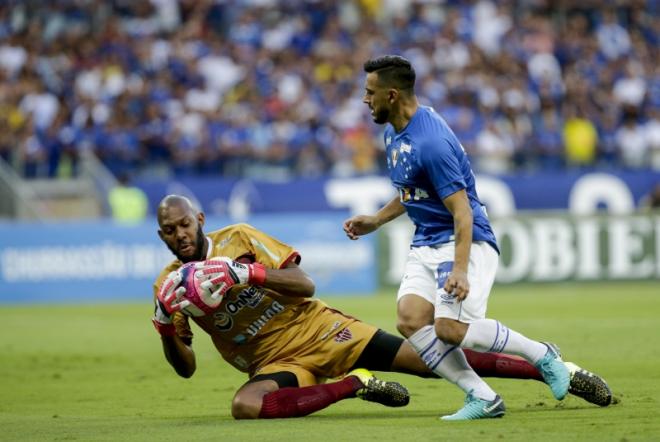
[232,370,407,419]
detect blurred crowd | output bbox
[0,0,658,180]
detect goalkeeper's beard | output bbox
[169,224,206,263]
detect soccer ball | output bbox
[177,262,215,317]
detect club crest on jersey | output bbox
[334,327,353,343]
[391,149,399,167]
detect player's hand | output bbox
[156,270,190,315]
[194,257,267,301]
[343,215,379,240]
[152,298,177,336]
[444,270,470,302]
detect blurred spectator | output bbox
[474,121,514,175]
[0,0,657,180]
[108,172,148,223]
[616,114,649,169]
[647,108,660,170]
[595,8,631,61]
[563,104,598,168]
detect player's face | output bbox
[363,72,391,125]
[158,206,206,263]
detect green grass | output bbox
[1,281,659,441]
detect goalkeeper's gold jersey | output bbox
[153,223,361,376]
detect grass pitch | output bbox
[1,281,659,441]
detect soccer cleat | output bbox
[440,392,506,421]
[349,368,410,407]
[565,362,613,407]
[535,343,570,400]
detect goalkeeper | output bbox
[152,195,611,419]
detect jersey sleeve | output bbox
[234,223,300,269]
[419,137,466,200]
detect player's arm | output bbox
[153,307,197,378]
[442,189,473,301]
[343,196,406,240]
[160,333,196,378]
[153,272,197,378]
[195,258,315,299]
[259,260,315,297]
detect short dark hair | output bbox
[363,55,416,92]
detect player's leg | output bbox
[356,329,611,406]
[238,307,416,419]
[384,336,543,381]
[233,369,370,419]
[435,242,570,401]
[397,247,503,419]
[232,372,289,419]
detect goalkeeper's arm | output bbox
[161,334,196,378]
[197,259,315,299]
[259,261,315,298]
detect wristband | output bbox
[248,263,267,285]
[152,318,177,337]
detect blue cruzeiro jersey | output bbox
[384,105,498,252]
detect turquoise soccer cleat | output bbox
[440,392,506,421]
[535,343,570,400]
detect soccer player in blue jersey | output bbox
[344,55,610,420]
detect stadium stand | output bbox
[0,1,657,187]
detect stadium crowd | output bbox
[0,0,658,180]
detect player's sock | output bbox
[461,319,548,364]
[258,377,362,418]
[409,325,496,401]
[463,349,544,381]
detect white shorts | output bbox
[396,241,498,323]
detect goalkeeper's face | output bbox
[166,223,205,263]
[158,207,207,263]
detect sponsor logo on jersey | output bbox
[213,311,233,331]
[232,334,247,345]
[413,188,429,200]
[233,355,248,369]
[386,136,392,145]
[334,327,353,343]
[225,286,264,315]
[400,142,411,153]
[398,187,430,203]
[244,301,285,337]
[399,187,412,202]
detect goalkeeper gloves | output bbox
[194,257,267,301]
[152,270,188,336]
